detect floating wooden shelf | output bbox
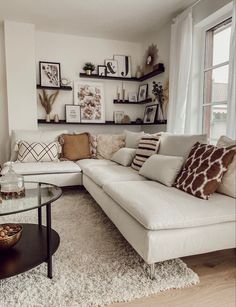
[113,98,152,105]
[38,119,167,125]
[79,64,165,82]
[37,85,72,91]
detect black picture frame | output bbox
[65,104,81,123]
[143,104,158,124]
[39,61,61,88]
[97,65,107,76]
[138,84,148,102]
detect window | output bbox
[203,18,232,143]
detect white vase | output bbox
[46,114,51,122]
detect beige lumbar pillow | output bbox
[139,154,184,187]
[216,136,236,198]
[111,148,136,166]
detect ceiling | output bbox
[0,0,196,42]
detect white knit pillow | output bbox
[17,141,61,163]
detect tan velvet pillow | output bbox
[59,133,91,161]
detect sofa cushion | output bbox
[175,142,236,200]
[1,161,81,176]
[10,129,68,161]
[76,159,116,171]
[158,133,207,158]
[216,136,236,198]
[111,148,137,166]
[83,165,146,187]
[131,134,161,171]
[125,130,145,148]
[103,181,236,230]
[17,141,60,163]
[139,154,184,187]
[59,133,91,161]
[96,134,125,160]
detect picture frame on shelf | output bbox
[128,92,137,102]
[97,65,107,76]
[114,111,125,124]
[105,59,118,77]
[74,81,105,123]
[65,105,81,123]
[39,61,61,88]
[113,55,131,78]
[143,104,158,124]
[138,84,148,102]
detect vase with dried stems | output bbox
[39,90,59,122]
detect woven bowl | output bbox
[0,224,23,250]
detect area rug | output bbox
[0,190,199,307]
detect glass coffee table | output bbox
[0,182,62,279]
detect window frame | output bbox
[198,14,232,143]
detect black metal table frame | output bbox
[0,181,61,280]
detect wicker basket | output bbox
[0,224,23,250]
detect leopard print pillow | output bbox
[174,142,236,199]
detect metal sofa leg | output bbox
[149,263,155,280]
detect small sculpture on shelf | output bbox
[39,89,59,122]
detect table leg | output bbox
[46,203,52,279]
[38,208,42,226]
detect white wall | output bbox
[4,21,38,132]
[0,22,9,164]
[35,31,144,122]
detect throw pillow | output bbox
[159,133,207,159]
[97,134,125,160]
[17,141,61,162]
[125,130,145,148]
[131,135,161,171]
[139,154,184,187]
[216,136,236,198]
[89,134,98,159]
[111,148,137,166]
[174,142,236,200]
[59,133,91,161]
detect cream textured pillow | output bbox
[125,130,145,148]
[17,141,60,162]
[216,136,236,198]
[97,134,125,160]
[139,154,184,186]
[111,148,136,166]
[159,133,207,159]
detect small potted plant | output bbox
[83,62,95,75]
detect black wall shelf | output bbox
[113,98,152,105]
[79,64,165,82]
[37,85,72,91]
[38,119,166,125]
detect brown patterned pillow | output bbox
[174,142,236,199]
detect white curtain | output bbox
[167,10,193,134]
[226,0,236,139]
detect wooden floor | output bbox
[111,249,236,307]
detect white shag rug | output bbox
[0,190,199,307]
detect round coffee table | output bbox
[0,181,62,279]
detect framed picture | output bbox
[138,84,148,102]
[128,92,137,102]
[97,65,107,76]
[74,81,105,123]
[65,105,81,123]
[39,61,61,88]
[114,111,125,124]
[143,104,158,124]
[105,59,118,77]
[114,55,131,78]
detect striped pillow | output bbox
[131,135,161,171]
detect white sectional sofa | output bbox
[2,130,235,278]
